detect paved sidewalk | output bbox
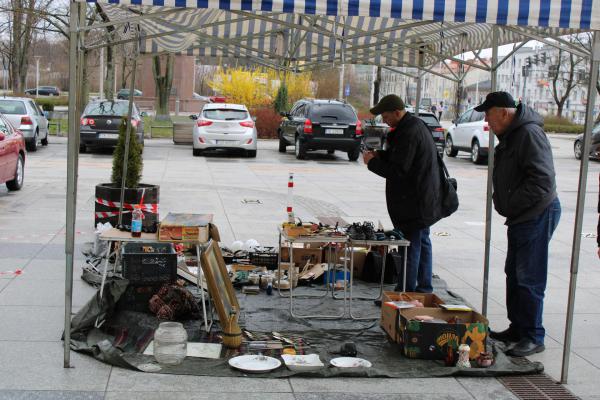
[0,136,598,399]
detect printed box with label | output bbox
[380,292,445,343]
[280,246,322,266]
[158,213,212,242]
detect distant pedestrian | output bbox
[431,104,437,115]
[438,101,443,120]
[477,92,561,357]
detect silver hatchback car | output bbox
[190,103,257,157]
[0,97,49,152]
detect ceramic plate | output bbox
[330,357,372,368]
[228,355,281,373]
[282,354,324,372]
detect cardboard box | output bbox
[158,213,212,242]
[320,245,367,277]
[390,307,488,360]
[380,292,445,343]
[280,246,322,266]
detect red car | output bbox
[0,113,26,191]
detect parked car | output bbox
[444,107,489,164]
[24,86,60,96]
[278,99,362,160]
[193,93,211,102]
[190,103,257,157]
[116,88,143,100]
[0,97,49,152]
[79,100,145,152]
[574,123,600,160]
[0,112,26,191]
[362,108,446,157]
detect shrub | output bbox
[273,84,288,114]
[111,118,143,188]
[31,96,69,112]
[544,124,584,134]
[251,107,281,139]
[543,115,578,126]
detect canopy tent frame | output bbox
[64,1,600,385]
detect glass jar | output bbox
[153,322,187,366]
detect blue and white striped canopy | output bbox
[82,0,599,30]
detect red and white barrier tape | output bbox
[95,198,158,214]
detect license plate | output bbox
[216,140,235,145]
[325,129,344,135]
[98,133,118,139]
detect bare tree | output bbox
[574,33,600,122]
[153,54,174,121]
[549,47,584,118]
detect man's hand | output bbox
[363,150,376,165]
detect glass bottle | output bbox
[131,205,143,237]
[153,322,187,366]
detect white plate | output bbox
[330,357,372,368]
[325,128,344,135]
[228,355,281,373]
[281,354,324,372]
[98,133,118,139]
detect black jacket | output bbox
[367,112,441,232]
[493,104,557,225]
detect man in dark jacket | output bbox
[476,92,561,357]
[363,95,441,292]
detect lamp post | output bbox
[34,56,41,97]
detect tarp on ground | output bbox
[68,278,543,378]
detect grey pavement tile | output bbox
[0,306,64,341]
[576,348,600,369]
[543,314,600,348]
[18,259,85,282]
[0,278,96,308]
[0,243,44,259]
[0,342,111,391]
[106,393,295,400]
[107,368,292,392]
[0,258,30,275]
[0,391,104,400]
[0,280,10,291]
[456,378,519,400]
[294,395,468,400]
[289,378,470,395]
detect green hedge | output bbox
[33,96,69,111]
[544,124,584,134]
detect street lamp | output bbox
[34,56,42,97]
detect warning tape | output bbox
[95,211,131,219]
[0,269,22,276]
[95,198,158,214]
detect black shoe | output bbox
[489,328,521,343]
[346,223,365,240]
[374,299,382,307]
[362,221,377,241]
[506,339,545,357]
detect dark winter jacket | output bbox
[492,104,557,225]
[367,112,441,232]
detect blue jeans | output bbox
[505,197,561,345]
[395,227,433,293]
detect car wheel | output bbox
[327,149,335,155]
[574,140,583,160]
[295,136,306,160]
[6,154,24,191]
[26,132,38,152]
[193,148,203,157]
[41,131,48,146]
[246,150,257,158]
[347,147,360,161]
[79,144,87,153]
[278,134,287,153]
[445,134,458,157]
[471,140,484,164]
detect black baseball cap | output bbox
[474,91,517,112]
[370,94,405,115]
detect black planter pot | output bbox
[94,183,160,233]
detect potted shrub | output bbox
[94,118,159,232]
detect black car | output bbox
[117,88,143,100]
[24,86,60,96]
[79,100,145,152]
[574,123,600,160]
[278,99,363,160]
[362,108,446,156]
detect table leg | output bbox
[99,241,113,300]
[197,244,213,332]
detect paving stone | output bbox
[294,394,467,400]
[0,306,64,341]
[0,391,104,400]
[105,393,295,400]
[0,278,95,308]
[456,377,519,400]
[289,377,469,395]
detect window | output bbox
[28,101,41,116]
[83,101,135,116]
[292,104,306,118]
[0,100,26,115]
[457,110,473,124]
[203,109,248,120]
[0,116,8,133]
[418,114,440,126]
[470,110,485,122]
[309,104,357,123]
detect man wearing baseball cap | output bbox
[477,91,561,357]
[363,95,443,293]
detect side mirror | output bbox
[140,111,148,117]
[252,116,257,122]
[189,114,198,120]
[43,111,49,119]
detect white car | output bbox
[0,97,49,152]
[444,107,489,164]
[190,103,257,157]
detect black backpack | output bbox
[437,153,459,218]
[361,249,402,284]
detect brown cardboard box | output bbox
[280,246,322,266]
[320,245,367,277]
[380,292,445,343]
[158,213,212,242]
[384,305,488,360]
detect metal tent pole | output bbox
[481,26,498,317]
[415,49,424,116]
[64,0,83,368]
[561,30,600,384]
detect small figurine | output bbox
[444,345,456,367]
[456,344,471,368]
[476,351,494,367]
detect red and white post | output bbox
[287,172,294,223]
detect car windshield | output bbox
[309,104,356,123]
[0,100,26,115]
[203,109,248,120]
[84,102,131,116]
[419,115,440,126]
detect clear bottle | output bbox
[153,322,188,366]
[131,205,143,237]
